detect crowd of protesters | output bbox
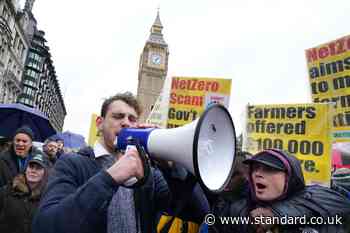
[0,92,349,233]
[0,125,63,233]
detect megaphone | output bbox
[115,104,236,193]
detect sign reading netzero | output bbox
[305,34,350,142]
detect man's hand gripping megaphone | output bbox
[106,124,154,188]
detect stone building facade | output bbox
[137,11,169,122]
[0,0,29,103]
[0,0,66,132]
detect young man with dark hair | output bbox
[33,92,176,233]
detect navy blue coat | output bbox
[32,147,171,233]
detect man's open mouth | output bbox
[255,182,266,190]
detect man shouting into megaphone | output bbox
[33,92,209,233]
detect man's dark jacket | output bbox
[32,147,171,233]
[212,150,350,233]
[0,146,40,187]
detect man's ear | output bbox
[96,116,103,132]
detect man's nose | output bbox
[16,141,24,146]
[121,116,131,128]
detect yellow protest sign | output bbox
[306,35,350,142]
[167,76,231,128]
[243,103,333,186]
[88,113,100,147]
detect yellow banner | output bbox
[243,103,333,186]
[167,76,232,128]
[88,113,99,147]
[305,35,350,142]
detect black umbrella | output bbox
[0,103,56,142]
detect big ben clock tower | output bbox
[137,11,169,122]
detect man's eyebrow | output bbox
[111,112,125,116]
[111,112,138,118]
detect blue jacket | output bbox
[32,147,171,233]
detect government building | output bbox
[137,11,169,122]
[0,0,66,131]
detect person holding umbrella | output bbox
[0,126,42,187]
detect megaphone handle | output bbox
[123,145,139,187]
[124,177,138,186]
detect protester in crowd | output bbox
[43,138,59,166]
[33,92,199,233]
[155,161,209,233]
[0,126,41,187]
[0,152,49,233]
[332,167,350,199]
[211,149,350,233]
[0,137,11,154]
[55,136,65,159]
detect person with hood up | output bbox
[0,152,49,233]
[0,126,42,187]
[211,149,350,233]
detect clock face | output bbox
[151,53,162,65]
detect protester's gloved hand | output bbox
[250,207,275,233]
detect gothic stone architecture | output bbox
[137,11,169,122]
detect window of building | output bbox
[27,60,41,71]
[23,98,29,105]
[26,69,39,79]
[2,6,9,22]
[21,46,26,61]
[17,40,22,52]
[13,32,19,48]
[0,46,6,61]
[23,79,36,88]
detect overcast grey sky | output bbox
[22,0,350,139]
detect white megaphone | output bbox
[115,104,236,193]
